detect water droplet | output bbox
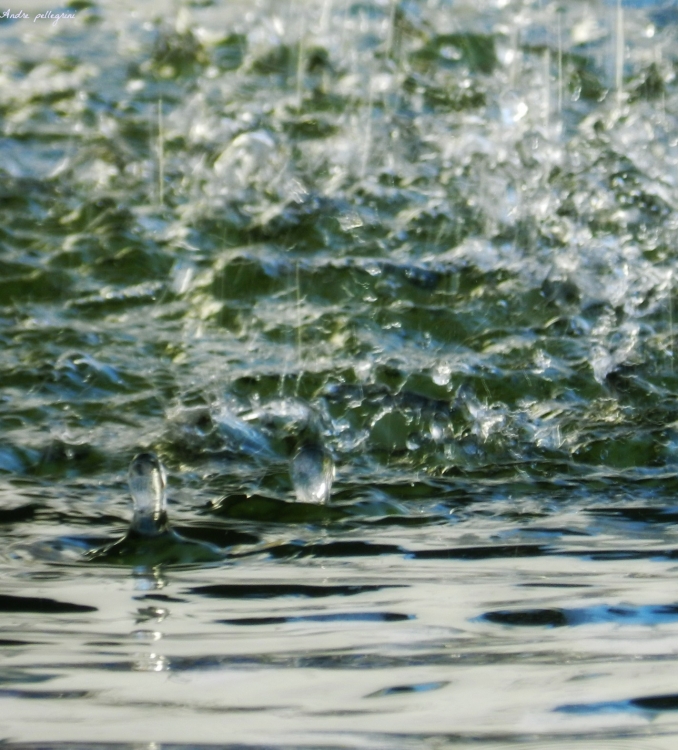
[129,453,168,536]
[432,363,452,386]
[291,443,335,504]
[338,211,364,231]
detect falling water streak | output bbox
[380,2,397,122]
[338,0,351,63]
[279,267,295,398]
[657,40,666,125]
[386,0,397,56]
[157,99,164,208]
[615,0,624,111]
[285,0,295,25]
[510,27,520,89]
[295,260,303,394]
[319,0,333,35]
[148,107,154,204]
[556,11,563,115]
[428,221,447,261]
[670,270,674,372]
[543,47,550,129]
[296,14,305,110]
[361,73,375,180]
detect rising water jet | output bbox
[88,452,224,566]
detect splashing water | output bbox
[87,453,225,566]
[3,0,678,745]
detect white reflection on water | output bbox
[2,535,678,745]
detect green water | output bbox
[4,0,678,747]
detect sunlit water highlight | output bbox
[3,0,678,747]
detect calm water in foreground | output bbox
[4,0,678,746]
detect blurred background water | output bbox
[4,0,678,746]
